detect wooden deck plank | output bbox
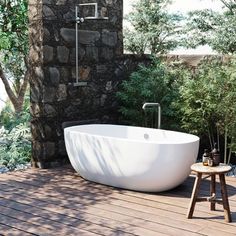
[2,170,236,227]
[0,223,35,236]
[0,192,168,236]
[0,166,236,236]
[0,197,135,236]
[8,170,236,221]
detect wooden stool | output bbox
[187,163,232,222]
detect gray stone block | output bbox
[49,67,60,85]
[44,142,55,157]
[70,47,86,64]
[43,27,51,42]
[60,28,76,45]
[57,84,67,101]
[60,67,70,82]
[96,65,108,73]
[101,47,114,60]
[44,104,57,117]
[78,30,100,45]
[105,0,117,5]
[61,28,100,46]
[43,86,56,103]
[86,46,98,62]
[56,0,67,5]
[57,46,69,63]
[102,30,117,47]
[43,45,54,63]
[43,5,56,20]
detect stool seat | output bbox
[191,163,232,174]
[187,162,232,222]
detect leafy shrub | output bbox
[0,123,31,170]
[176,57,236,163]
[117,58,191,130]
[0,93,30,131]
[0,93,31,170]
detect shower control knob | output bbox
[76,17,84,23]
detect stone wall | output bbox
[29,0,148,168]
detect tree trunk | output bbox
[0,63,28,114]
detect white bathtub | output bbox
[64,124,199,192]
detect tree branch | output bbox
[220,0,235,14]
[0,63,18,106]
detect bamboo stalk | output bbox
[227,148,232,165]
[224,127,228,164]
[217,124,220,152]
[208,127,213,149]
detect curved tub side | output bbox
[64,126,199,192]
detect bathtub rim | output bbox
[64,124,200,145]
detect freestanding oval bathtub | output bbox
[64,124,199,192]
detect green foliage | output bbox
[124,0,183,54]
[117,58,191,129]
[176,57,236,163]
[0,92,31,170]
[0,93,30,130]
[0,0,28,54]
[0,123,31,170]
[183,1,236,54]
[0,0,28,94]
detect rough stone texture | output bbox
[43,86,56,103]
[30,0,149,168]
[79,66,91,81]
[57,46,69,63]
[43,45,53,63]
[57,84,67,101]
[49,67,60,86]
[85,46,99,62]
[102,30,117,47]
[43,5,56,20]
[43,27,51,42]
[56,0,67,5]
[44,104,57,117]
[101,47,114,60]
[60,28,101,46]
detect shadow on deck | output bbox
[0,165,236,236]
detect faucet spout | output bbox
[142,103,161,129]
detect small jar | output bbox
[202,149,210,166]
[208,158,214,167]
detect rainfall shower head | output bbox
[76,2,108,24]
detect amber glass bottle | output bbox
[202,149,210,166]
[211,143,220,166]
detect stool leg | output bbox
[210,174,216,211]
[219,174,232,222]
[187,172,202,219]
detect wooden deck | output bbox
[0,165,236,236]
